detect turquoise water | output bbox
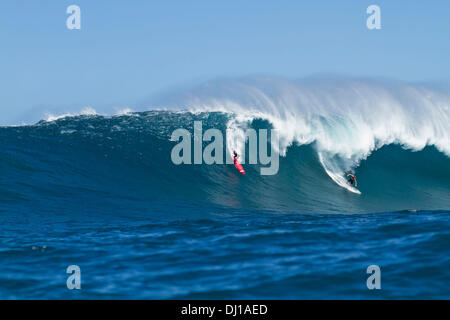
[0,111,449,299]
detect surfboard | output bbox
[318,153,361,194]
[234,157,245,174]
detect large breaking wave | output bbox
[2,80,450,215]
[167,77,448,159]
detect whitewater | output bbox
[162,77,449,191]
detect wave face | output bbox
[1,109,449,215]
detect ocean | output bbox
[1,78,449,299]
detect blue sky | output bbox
[1,0,449,124]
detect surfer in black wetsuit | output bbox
[347,174,357,187]
[233,150,238,159]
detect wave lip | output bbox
[44,107,98,122]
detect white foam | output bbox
[115,108,133,115]
[178,77,450,190]
[45,107,97,122]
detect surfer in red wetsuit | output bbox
[232,150,245,174]
[347,174,357,187]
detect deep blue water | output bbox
[0,111,449,299]
[1,207,449,299]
